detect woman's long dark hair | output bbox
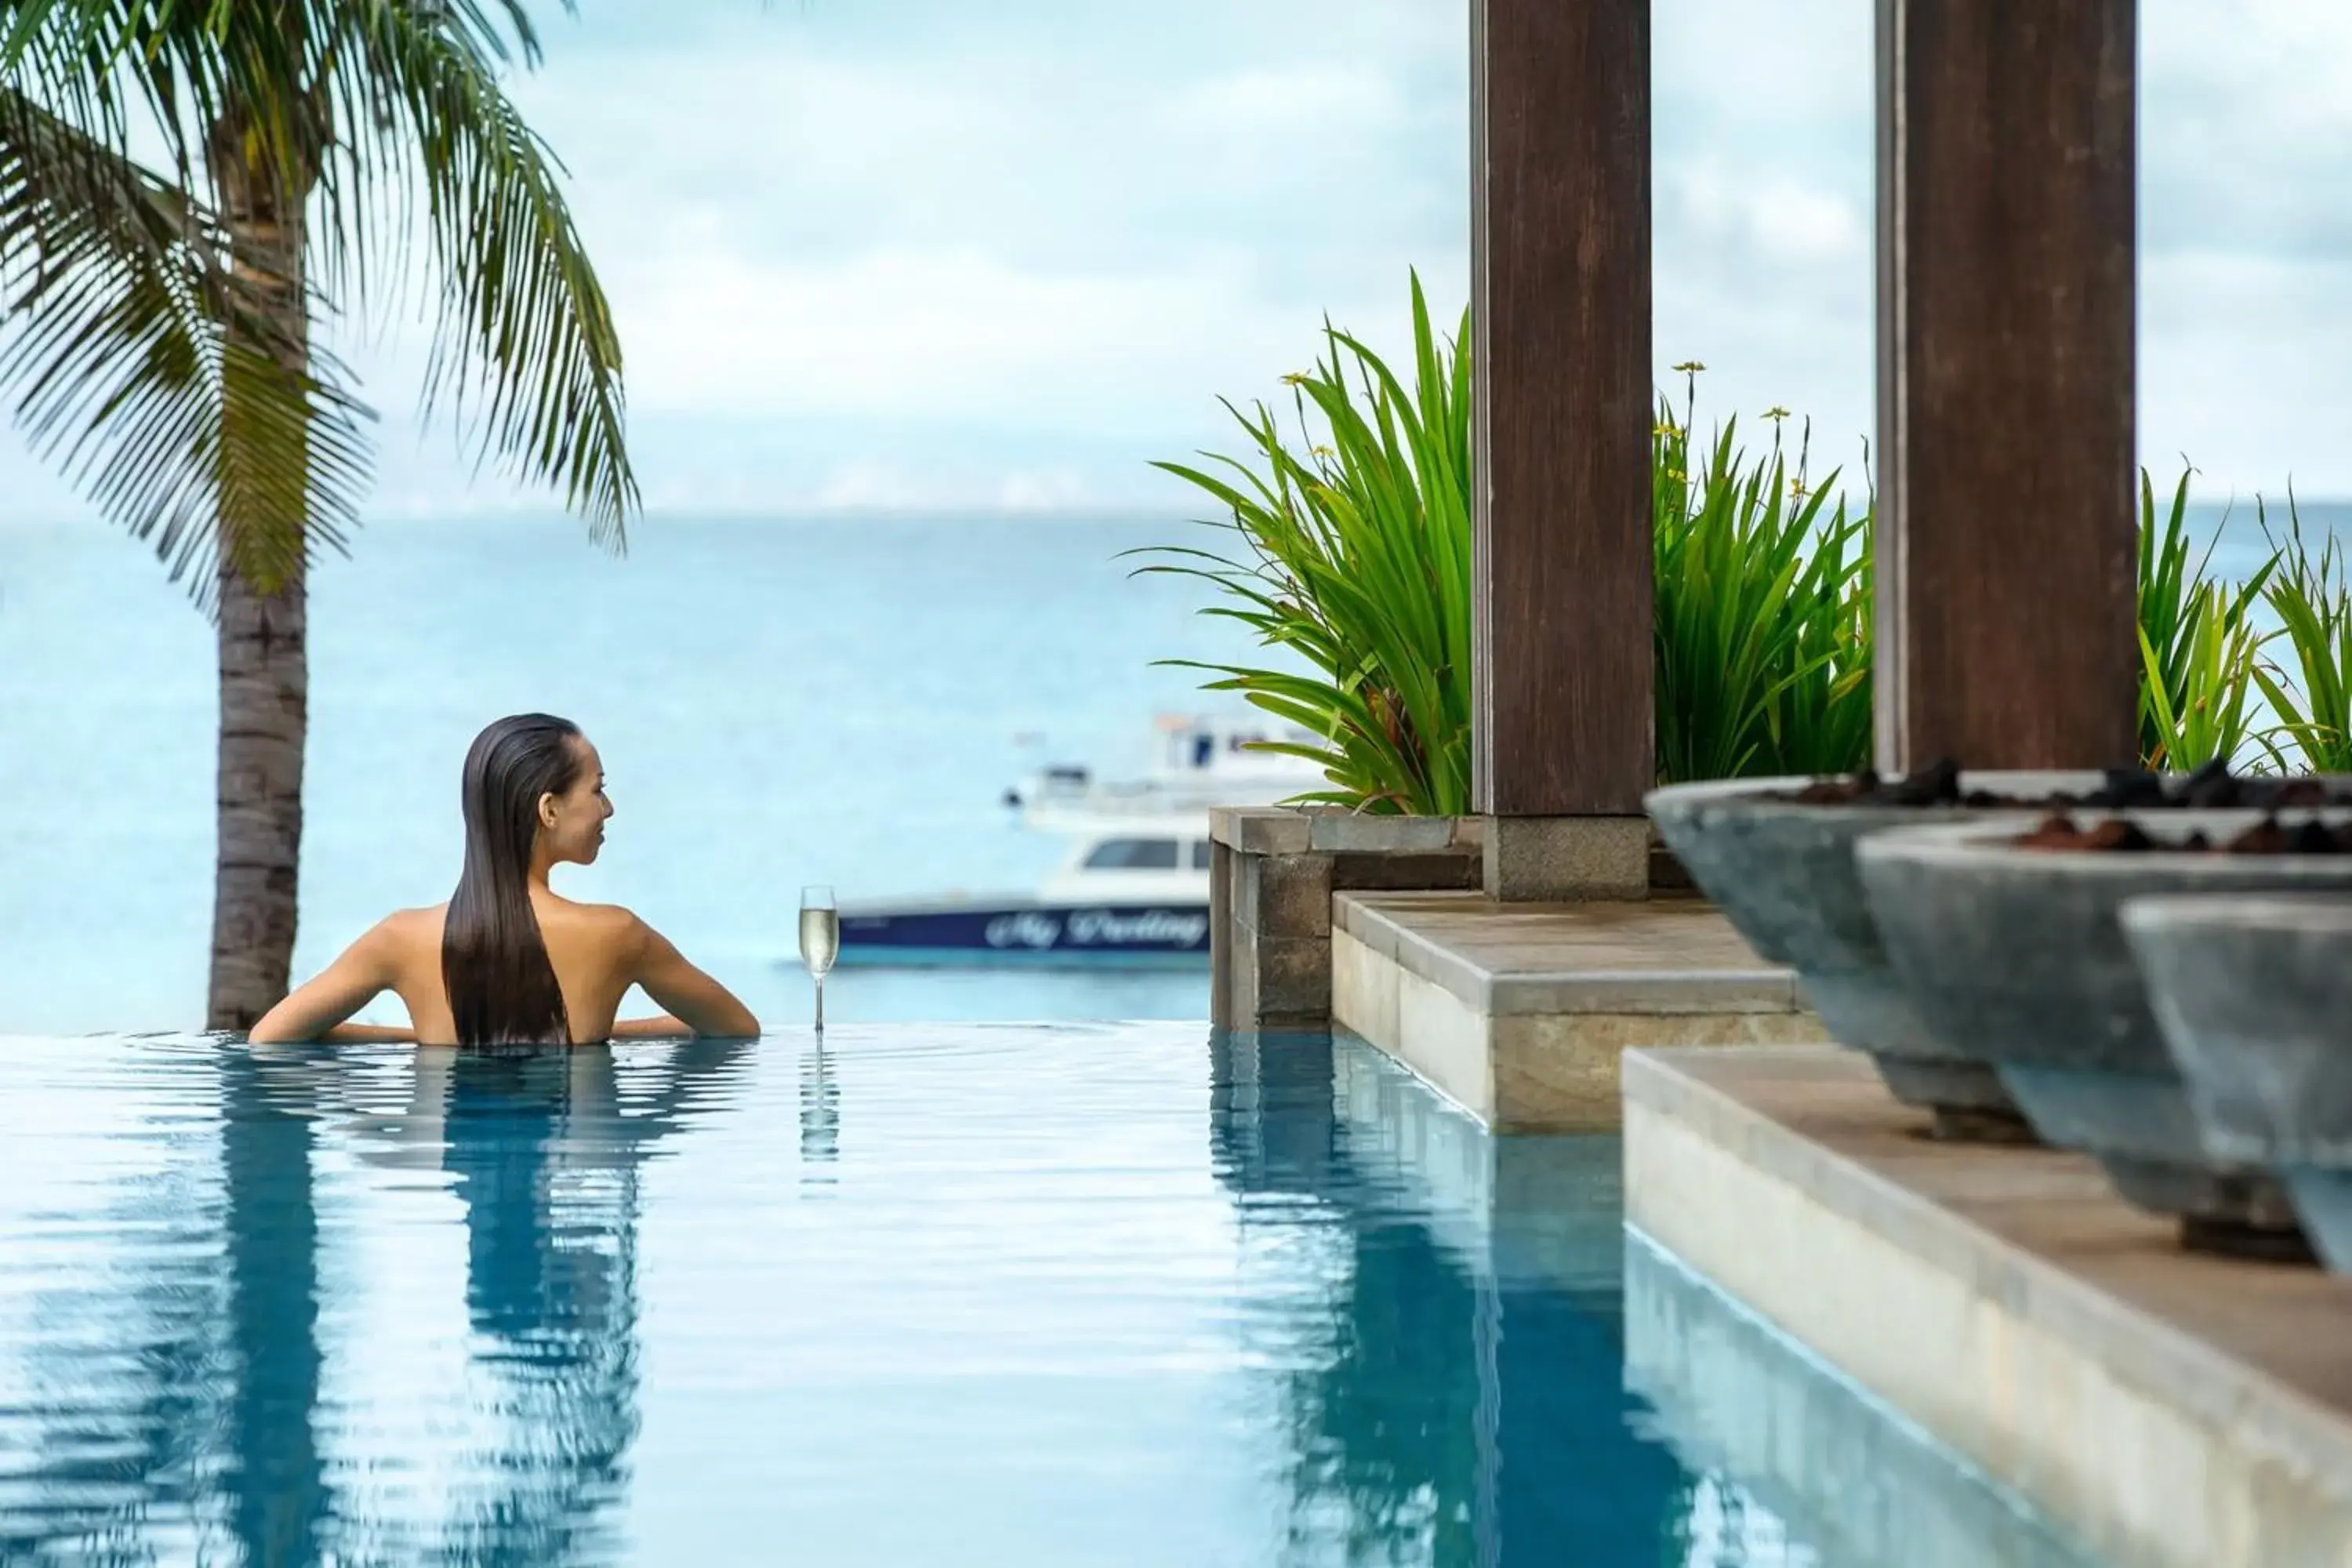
[444,714,586,1047]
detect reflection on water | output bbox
[0,1027,2079,1566]
[0,1036,753,1565]
[1625,1234,2110,1568]
[398,1040,756,1563]
[223,1049,332,1565]
[0,1049,234,1566]
[1212,1031,1728,1567]
[799,1043,840,1189]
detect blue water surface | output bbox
[0,1025,1841,1567]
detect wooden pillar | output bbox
[1471,0,1654,902]
[1876,1,2140,772]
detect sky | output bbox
[4,0,2352,522]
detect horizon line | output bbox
[6,495,2352,532]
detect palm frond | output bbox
[5,0,632,544]
[0,79,372,597]
[316,0,634,542]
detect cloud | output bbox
[1162,64,1404,135]
[813,459,941,511]
[1646,0,2352,498]
[1648,0,1873,477]
[613,247,1355,426]
[7,0,2352,524]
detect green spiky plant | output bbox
[1149,279,2329,812]
[2253,492,2352,772]
[2136,470,2278,771]
[1146,328,1876,812]
[1136,271,1473,815]
[1651,370,1872,785]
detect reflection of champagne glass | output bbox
[799,1043,839,1187]
[799,885,840,1032]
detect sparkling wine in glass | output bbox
[799,885,840,1031]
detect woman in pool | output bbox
[249,713,760,1047]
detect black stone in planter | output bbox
[1857,812,2352,1258]
[1646,773,2101,1142]
[2124,895,2352,1272]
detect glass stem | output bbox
[815,976,825,1034]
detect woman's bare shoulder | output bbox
[378,904,448,936]
[536,895,649,946]
[366,905,447,956]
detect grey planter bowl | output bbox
[1858,812,2352,1258]
[1646,772,2098,1142]
[2123,895,2352,1272]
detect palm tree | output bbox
[0,0,633,1025]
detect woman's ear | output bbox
[538,792,561,831]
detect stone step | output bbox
[1331,891,1824,1131]
[1625,1045,2352,1568]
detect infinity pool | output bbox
[0,1027,2084,1566]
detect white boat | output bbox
[836,813,1214,967]
[1004,712,1327,829]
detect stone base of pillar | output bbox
[1483,815,1650,902]
[1210,808,1486,1030]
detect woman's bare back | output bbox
[376,893,646,1044]
[250,892,757,1046]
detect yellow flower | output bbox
[1762,405,1792,422]
[1312,445,1335,459]
[1671,360,1706,374]
[1280,372,1309,387]
[1790,476,1810,499]
[1653,422,1681,438]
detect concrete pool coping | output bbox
[1330,892,1826,1133]
[1624,1044,2352,1568]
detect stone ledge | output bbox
[1208,805,1312,857]
[1211,815,1484,1030]
[1624,1046,2352,1568]
[1331,892,1822,1132]
[1335,892,1803,1015]
[1209,806,1487,858]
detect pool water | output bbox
[0,1027,2059,1566]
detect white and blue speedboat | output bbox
[1004,712,1324,830]
[836,814,1214,967]
[833,713,1327,968]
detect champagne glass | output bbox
[799,885,840,1032]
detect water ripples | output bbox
[0,1025,1817,1566]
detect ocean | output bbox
[0,514,1262,1034]
[2,499,2340,1036]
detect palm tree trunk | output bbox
[209,555,307,1028]
[204,97,316,1031]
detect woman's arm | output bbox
[248,922,411,1044]
[627,919,760,1039]
[608,1015,692,1040]
[321,1022,420,1044]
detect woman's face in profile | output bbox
[541,736,613,866]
